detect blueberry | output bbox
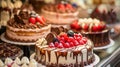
[72,3,78,8]
[53,38,59,43]
[67,30,74,37]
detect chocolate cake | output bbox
[5,9,51,42]
[70,18,110,47]
[91,4,119,24]
[0,43,23,60]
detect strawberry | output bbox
[71,21,81,30]
[69,42,74,47]
[73,40,79,46]
[63,42,70,48]
[57,43,64,48]
[92,25,98,32]
[29,17,36,24]
[49,43,55,48]
[57,3,65,11]
[65,3,73,10]
[97,25,102,31]
[81,37,87,43]
[79,40,84,45]
[36,16,45,24]
[54,42,59,47]
[83,24,89,31]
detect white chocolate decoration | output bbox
[0,59,4,66]
[5,58,13,65]
[21,57,29,64]
[11,62,20,67]
[21,64,28,67]
[14,57,21,65]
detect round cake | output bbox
[90,4,119,24]
[70,18,110,47]
[0,43,23,60]
[41,2,79,26]
[35,30,95,67]
[5,9,51,42]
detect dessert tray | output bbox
[30,53,100,67]
[94,39,115,50]
[1,33,35,45]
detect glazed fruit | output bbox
[57,3,74,11]
[48,31,88,48]
[36,16,44,24]
[71,18,106,32]
[70,20,81,30]
[29,17,36,24]
[29,12,46,25]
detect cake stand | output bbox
[1,33,35,57]
[30,53,100,67]
[94,39,115,50]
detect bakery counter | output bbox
[95,34,120,67]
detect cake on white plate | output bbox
[35,30,95,67]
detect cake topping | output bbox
[36,38,47,46]
[5,57,13,65]
[21,64,28,67]
[0,59,4,66]
[28,59,37,67]
[48,31,88,48]
[70,18,106,32]
[14,57,21,65]
[42,2,77,13]
[11,62,20,67]
[90,4,119,24]
[21,57,29,64]
[8,9,47,29]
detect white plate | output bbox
[1,33,35,45]
[30,53,100,67]
[94,39,115,50]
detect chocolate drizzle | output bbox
[36,44,94,67]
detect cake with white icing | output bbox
[70,18,110,47]
[35,30,95,67]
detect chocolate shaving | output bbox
[14,15,25,24]
[45,32,57,45]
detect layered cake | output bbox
[0,43,23,60]
[35,30,95,67]
[41,2,79,26]
[5,9,51,42]
[0,0,23,27]
[91,4,119,24]
[70,18,110,47]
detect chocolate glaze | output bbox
[36,43,94,67]
[73,29,110,47]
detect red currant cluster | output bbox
[49,31,88,48]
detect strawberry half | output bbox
[71,20,81,30]
[65,3,73,10]
[57,3,65,11]
[92,25,98,32]
[36,16,46,25]
[83,24,89,31]
[29,17,36,24]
